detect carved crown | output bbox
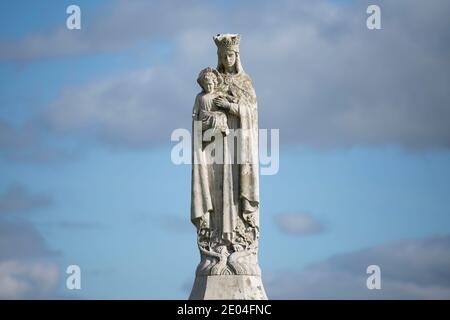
[213,34,240,52]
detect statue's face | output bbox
[221,50,236,69]
[203,76,215,93]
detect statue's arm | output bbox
[199,111,217,131]
[193,94,216,130]
[227,78,257,116]
[227,102,240,115]
[192,94,201,118]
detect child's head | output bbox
[197,67,221,93]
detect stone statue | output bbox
[189,34,267,300]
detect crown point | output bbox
[213,33,241,52]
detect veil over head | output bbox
[213,34,244,74]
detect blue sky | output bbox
[1,0,450,299]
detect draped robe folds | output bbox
[191,71,259,246]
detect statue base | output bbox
[189,275,268,300]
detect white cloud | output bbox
[42,27,216,148]
[0,211,61,299]
[4,0,450,150]
[265,235,450,299]
[0,0,214,61]
[275,213,324,236]
[0,260,59,299]
[43,66,192,148]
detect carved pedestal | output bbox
[188,228,268,300]
[189,275,267,300]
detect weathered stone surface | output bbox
[190,275,267,300]
[189,33,267,300]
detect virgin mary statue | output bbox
[190,34,267,300]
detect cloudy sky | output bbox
[1,0,449,299]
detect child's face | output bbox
[203,76,215,93]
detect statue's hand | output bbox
[213,97,231,110]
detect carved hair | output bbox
[196,67,222,91]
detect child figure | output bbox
[194,67,229,136]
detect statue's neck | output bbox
[223,66,238,75]
[223,70,240,77]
